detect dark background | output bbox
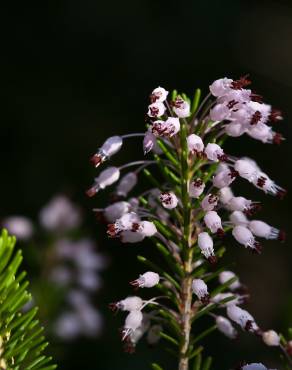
[1,0,292,369]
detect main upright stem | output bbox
[178,121,193,370]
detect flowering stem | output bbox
[178,121,194,370]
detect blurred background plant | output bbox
[0,0,292,369]
[2,195,106,357]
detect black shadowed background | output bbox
[0,0,292,369]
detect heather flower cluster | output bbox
[87,79,290,370]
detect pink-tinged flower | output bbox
[205,143,227,162]
[151,117,180,137]
[241,364,273,370]
[197,232,216,263]
[147,102,166,117]
[232,225,262,254]
[192,279,210,304]
[248,220,284,241]
[130,271,160,288]
[107,212,140,238]
[159,191,178,209]
[209,77,233,97]
[201,194,219,211]
[227,196,260,215]
[172,97,190,118]
[189,178,205,198]
[90,136,123,167]
[150,87,168,103]
[143,131,157,154]
[187,134,204,155]
[227,305,259,333]
[210,104,231,121]
[216,316,238,339]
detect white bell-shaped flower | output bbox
[159,191,178,209]
[213,169,237,188]
[249,220,283,240]
[205,143,226,162]
[198,232,216,263]
[151,117,180,137]
[104,201,131,223]
[189,179,205,198]
[130,271,160,288]
[116,172,137,197]
[204,211,223,235]
[87,167,120,197]
[210,104,231,121]
[173,97,190,118]
[209,77,233,97]
[192,279,209,304]
[232,225,262,254]
[225,122,246,137]
[219,271,241,291]
[216,316,237,339]
[227,305,259,332]
[147,102,166,117]
[219,187,234,205]
[234,159,258,182]
[201,194,219,211]
[229,211,248,226]
[110,296,143,312]
[187,134,204,155]
[262,330,280,346]
[150,87,168,103]
[90,136,123,167]
[122,310,143,340]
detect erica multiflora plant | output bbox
[87,77,291,370]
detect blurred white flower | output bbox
[3,216,34,240]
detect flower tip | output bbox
[277,188,287,200]
[86,187,97,198]
[216,228,225,238]
[208,255,218,265]
[108,302,119,312]
[278,230,286,242]
[90,154,103,167]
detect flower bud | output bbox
[150,87,168,103]
[219,271,240,291]
[232,225,262,254]
[241,364,268,370]
[216,316,237,339]
[201,194,219,211]
[143,131,158,154]
[205,143,226,162]
[90,136,123,167]
[130,271,160,288]
[116,172,137,197]
[151,118,180,137]
[86,167,120,197]
[187,134,204,155]
[159,191,178,209]
[189,179,205,198]
[120,230,145,243]
[192,279,209,304]
[147,102,166,117]
[204,211,223,234]
[198,232,216,263]
[262,330,280,346]
[227,305,259,333]
[228,196,252,212]
[139,221,157,237]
